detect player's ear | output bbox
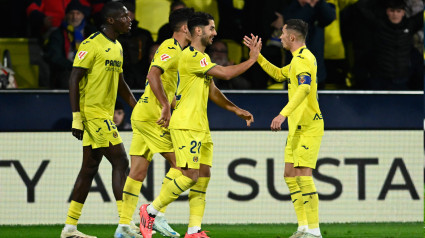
[182,24,188,34]
[106,16,114,25]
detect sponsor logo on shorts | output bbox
[301,145,309,150]
[96,128,101,132]
[113,132,118,138]
[193,156,198,162]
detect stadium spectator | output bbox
[26,0,91,41]
[156,0,187,44]
[281,0,336,89]
[61,2,137,238]
[241,0,286,89]
[113,101,131,131]
[323,0,357,89]
[44,0,95,89]
[342,0,423,90]
[139,11,259,238]
[246,19,324,238]
[208,40,251,89]
[118,1,154,89]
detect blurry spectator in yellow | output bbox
[323,0,357,89]
[156,1,187,44]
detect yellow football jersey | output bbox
[132,38,183,122]
[257,46,324,136]
[73,31,123,121]
[169,46,217,131]
[283,46,324,136]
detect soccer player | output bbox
[244,19,324,238]
[139,12,261,238]
[61,2,137,238]
[114,7,194,238]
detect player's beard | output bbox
[201,32,212,47]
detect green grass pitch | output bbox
[0,223,422,238]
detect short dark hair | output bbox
[170,1,186,12]
[285,19,308,40]
[169,8,194,32]
[188,12,214,34]
[101,1,125,23]
[386,0,406,9]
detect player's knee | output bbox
[129,167,147,182]
[81,164,100,178]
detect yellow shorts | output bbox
[170,129,213,169]
[129,120,173,161]
[284,134,322,169]
[82,118,123,149]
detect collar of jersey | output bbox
[99,31,117,44]
[292,45,306,56]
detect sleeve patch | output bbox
[297,74,311,85]
[77,51,88,60]
[200,57,208,67]
[160,54,171,61]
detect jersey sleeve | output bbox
[189,51,217,75]
[280,57,313,117]
[257,53,287,82]
[151,43,179,72]
[73,40,96,69]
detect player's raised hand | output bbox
[243,34,262,61]
[270,114,286,131]
[157,104,171,128]
[235,108,254,127]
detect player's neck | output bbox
[190,40,206,53]
[173,32,189,49]
[101,26,119,41]
[289,42,306,53]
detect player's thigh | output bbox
[83,118,123,149]
[82,145,103,170]
[200,131,213,168]
[103,143,128,168]
[284,135,300,164]
[135,120,173,151]
[293,135,322,169]
[129,121,154,162]
[171,129,203,169]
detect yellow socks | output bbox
[119,176,142,225]
[152,175,196,211]
[65,200,84,225]
[285,177,308,228]
[159,168,183,213]
[188,177,210,228]
[297,176,319,229]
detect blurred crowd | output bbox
[0,0,423,90]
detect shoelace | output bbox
[147,215,155,230]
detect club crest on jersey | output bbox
[193,156,199,162]
[113,132,118,138]
[200,57,208,67]
[161,54,171,61]
[78,51,88,60]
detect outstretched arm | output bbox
[208,80,254,127]
[118,73,137,109]
[145,66,171,127]
[69,67,87,140]
[244,34,287,82]
[207,35,262,80]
